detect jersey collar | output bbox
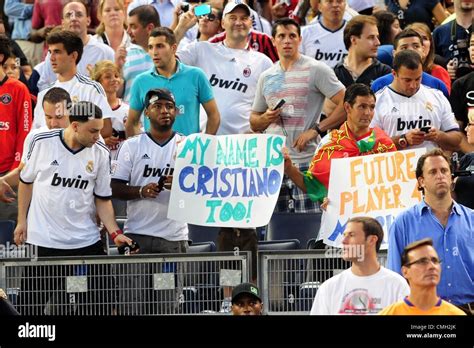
[0,75,8,86]
[60,129,86,155]
[146,131,176,147]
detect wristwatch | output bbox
[398,134,408,148]
[312,123,322,135]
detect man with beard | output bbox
[111,88,188,314]
[310,217,409,315]
[388,149,474,314]
[380,238,466,315]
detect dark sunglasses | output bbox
[200,13,217,21]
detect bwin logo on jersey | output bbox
[315,49,348,63]
[143,164,174,178]
[209,74,248,93]
[51,173,89,189]
[397,116,432,131]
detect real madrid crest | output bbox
[86,160,94,173]
[243,66,251,78]
[425,101,433,112]
[72,95,79,103]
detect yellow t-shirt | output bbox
[379,297,466,315]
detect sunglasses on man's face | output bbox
[200,13,217,21]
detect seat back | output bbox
[187,225,220,245]
[266,212,322,249]
[258,239,300,251]
[188,241,216,253]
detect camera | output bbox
[118,240,140,255]
[181,2,190,12]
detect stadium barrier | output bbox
[0,252,250,315]
[258,250,388,315]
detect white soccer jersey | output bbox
[20,129,112,249]
[33,73,113,129]
[177,41,273,135]
[38,35,115,91]
[111,132,188,241]
[300,20,348,68]
[108,100,130,158]
[371,85,460,150]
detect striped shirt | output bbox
[122,44,154,103]
[252,54,344,164]
[33,73,113,129]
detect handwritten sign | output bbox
[168,134,285,227]
[319,149,426,248]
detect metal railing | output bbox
[0,252,250,315]
[258,250,388,315]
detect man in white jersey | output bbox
[251,18,345,213]
[310,217,409,315]
[112,88,188,314]
[32,30,114,138]
[14,101,133,315]
[173,0,273,135]
[37,1,115,91]
[0,87,71,203]
[300,0,348,68]
[371,50,462,151]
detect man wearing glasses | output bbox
[380,238,466,315]
[388,149,474,315]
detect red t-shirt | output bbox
[209,30,279,63]
[430,64,451,94]
[0,76,32,173]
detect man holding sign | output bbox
[284,83,395,203]
[112,88,188,253]
[111,88,188,314]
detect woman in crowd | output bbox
[95,0,130,53]
[91,60,129,156]
[374,10,402,67]
[407,22,451,92]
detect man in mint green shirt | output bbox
[127,27,220,137]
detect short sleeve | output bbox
[177,41,199,66]
[19,136,41,184]
[251,74,268,113]
[197,68,214,104]
[438,95,460,132]
[309,282,330,315]
[129,75,145,112]
[312,63,345,99]
[94,145,113,198]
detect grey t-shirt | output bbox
[252,54,344,163]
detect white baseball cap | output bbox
[222,0,251,16]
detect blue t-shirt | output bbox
[385,0,439,31]
[433,20,472,64]
[129,60,214,135]
[377,45,394,67]
[371,72,449,98]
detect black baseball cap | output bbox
[231,283,262,303]
[145,88,176,108]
